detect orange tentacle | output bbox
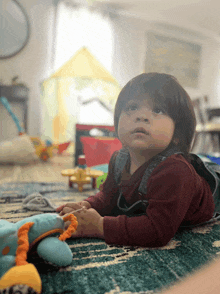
[15,222,34,266]
[59,214,78,241]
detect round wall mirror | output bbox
[0,0,30,59]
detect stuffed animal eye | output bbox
[2,246,10,255]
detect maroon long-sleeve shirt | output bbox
[85,153,215,247]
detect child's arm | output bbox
[83,151,120,216]
[63,156,213,247]
[56,201,91,216]
[69,208,104,239]
[102,158,214,247]
[57,152,119,217]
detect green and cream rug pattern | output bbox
[1,182,220,294]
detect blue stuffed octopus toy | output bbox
[0,213,78,294]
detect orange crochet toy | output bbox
[0,213,78,294]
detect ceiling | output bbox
[78,0,220,42]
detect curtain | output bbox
[54,0,114,73]
[41,1,120,146]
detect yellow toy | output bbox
[70,168,92,192]
[31,138,71,161]
[30,137,56,161]
[0,96,71,162]
[61,155,104,191]
[61,168,104,191]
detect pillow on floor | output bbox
[0,134,39,164]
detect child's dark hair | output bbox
[114,73,196,155]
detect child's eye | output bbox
[153,108,165,115]
[126,104,138,111]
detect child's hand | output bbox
[56,201,91,216]
[67,208,104,239]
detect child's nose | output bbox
[135,109,150,123]
[136,116,149,123]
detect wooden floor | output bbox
[0,153,74,184]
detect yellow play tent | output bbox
[41,47,121,146]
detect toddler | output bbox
[57,73,215,247]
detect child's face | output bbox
[117,97,175,153]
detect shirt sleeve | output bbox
[85,151,120,216]
[103,158,204,247]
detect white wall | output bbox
[112,17,146,86]
[0,0,55,137]
[199,41,220,106]
[1,1,220,139]
[112,15,220,105]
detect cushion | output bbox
[0,134,39,164]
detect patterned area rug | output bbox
[1,182,220,294]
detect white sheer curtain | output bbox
[40,1,116,145]
[54,0,114,73]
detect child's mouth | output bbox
[132,128,149,135]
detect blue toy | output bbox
[0,96,24,134]
[0,213,78,294]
